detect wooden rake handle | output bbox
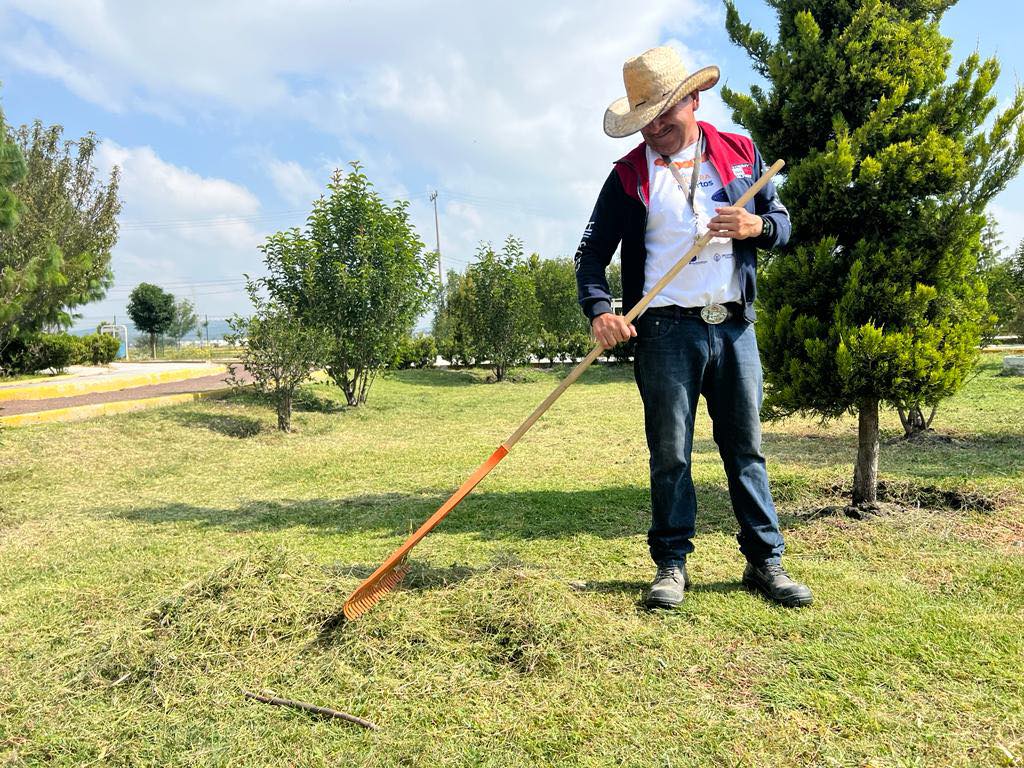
[342,159,785,620]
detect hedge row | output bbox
[1,332,121,376]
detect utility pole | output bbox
[429,190,443,287]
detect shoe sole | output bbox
[644,597,683,609]
[742,577,813,608]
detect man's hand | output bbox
[591,312,637,349]
[709,206,763,240]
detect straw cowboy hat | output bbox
[604,46,720,138]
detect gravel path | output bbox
[0,370,253,417]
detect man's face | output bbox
[640,92,699,156]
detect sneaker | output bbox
[742,562,813,608]
[645,564,690,609]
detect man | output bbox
[575,46,812,609]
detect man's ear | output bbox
[692,90,700,111]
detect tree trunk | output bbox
[853,397,879,504]
[149,332,156,359]
[277,391,292,432]
[898,402,934,438]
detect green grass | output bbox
[1,353,1022,767]
[0,371,71,385]
[127,344,244,362]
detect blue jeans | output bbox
[633,310,785,567]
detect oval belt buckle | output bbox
[700,303,728,324]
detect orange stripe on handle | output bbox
[342,446,509,619]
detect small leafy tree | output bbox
[985,238,1024,338]
[606,259,623,301]
[465,236,540,381]
[126,283,175,358]
[261,163,437,406]
[227,278,327,432]
[530,255,590,362]
[167,298,198,348]
[724,0,1024,503]
[433,269,477,367]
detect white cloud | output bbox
[3,0,744,320]
[87,141,268,322]
[5,27,121,109]
[990,200,1024,254]
[264,158,323,207]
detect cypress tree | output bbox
[0,100,23,232]
[723,0,1024,505]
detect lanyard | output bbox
[660,129,705,213]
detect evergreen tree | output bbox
[0,99,23,233]
[0,99,61,368]
[723,0,1024,505]
[0,121,120,357]
[167,298,199,347]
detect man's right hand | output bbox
[591,312,637,349]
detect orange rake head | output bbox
[342,557,411,620]
[342,446,510,620]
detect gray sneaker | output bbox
[645,564,690,609]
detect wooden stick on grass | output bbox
[243,690,379,731]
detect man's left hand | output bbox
[709,207,763,239]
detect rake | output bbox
[343,159,785,620]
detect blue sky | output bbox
[0,0,1020,329]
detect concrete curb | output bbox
[0,387,234,427]
[0,365,227,403]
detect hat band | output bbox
[630,89,671,110]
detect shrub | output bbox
[393,333,437,369]
[33,332,83,374]
[82,333,121,365]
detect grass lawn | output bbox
[1,353,1022,767]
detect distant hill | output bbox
[69,318,234,341]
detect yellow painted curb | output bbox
[0,365,227,402]
[0,387,234,427]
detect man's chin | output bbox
[647,139,678,155]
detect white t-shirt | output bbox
[643,141,741,308]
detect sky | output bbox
[0,0,1021,330]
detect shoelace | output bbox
[761,563,787,579]
[655,566,682,581]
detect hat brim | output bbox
[603,65,720,139]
